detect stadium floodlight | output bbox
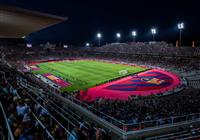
[63,44,68,48]
[178,22,184,30]
[86,42,90,47]
[177,22,184,47]
[116,33,121,42]
[116,33,121,38]
[132,31,137,42]
[26,43,32,48]
[151,28,157,35]
[97,33,102,38]
[97,33,102,46]
[151,28,157,41]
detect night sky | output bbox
[1,0,200,45]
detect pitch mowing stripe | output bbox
[39,64,81,80]
[77,60,130,70]
[34,60,147,92]
[51,62,136,80]
[60,61,139,76]
[41,64,116,83]
[56,62,111,75]
[40,63,81,75]
[37,62,144,84]
[38,62,144,81]
[49,60,139,75]
[44,63,112,79]
[38,66,85,86]
[38,63,100,84]
[47,62,118,78]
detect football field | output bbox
[32,60,147,92]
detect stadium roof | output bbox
[0,5,67,38]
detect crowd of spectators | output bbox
[0,65,111,140]
[89,42,200,57]
[1,41,199,67]
[80,44,200,130]
[0,41,200,139]
[0,66,67,139]
[88,89,200,124]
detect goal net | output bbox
[119,70,128,76]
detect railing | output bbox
[28,89,85,129]
[14,89,57,140]
[17,77,200,137]
[30,90,90,130]
[18,77,127,139]
[0,102,14,140]
[18,89,76,139]
[145,130,189,140]
[61,93,125,129]
[61,92,200,132]
[125,113,200,132]
[0,75,56,140]
[0,71,76,140]
[31,112,55,140]
[146,128,200,140]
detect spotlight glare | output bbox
[86,43,90,47]
[132,31,137,36]
[178,22,184,30]
[116,33,121,38]
[63,45,68,48]
[26,44,32,48]
[97,33,102,38]
[151,28,157,34]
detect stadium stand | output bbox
[88,42,200,57]
[146,125,200,140]
[0,62,111,139]
[0,41,200,139]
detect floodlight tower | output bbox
[177,22,184,47]
[132,31,137,42]
[116,33,121,42]
[151,28,157,41]
[97,33,102,47]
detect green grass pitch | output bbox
[32,60,148,92]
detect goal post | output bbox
[119,70,128,76]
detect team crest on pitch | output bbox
[141,77,165,85]
[105,70,174,91]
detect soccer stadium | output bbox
[0,1,200,140]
